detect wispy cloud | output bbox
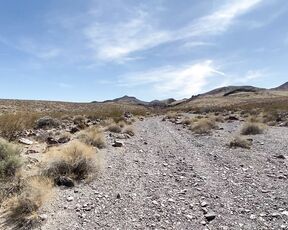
[0,36,61,60]
[84,0,263,62]
[119,60,225,98]
[57,82,73,89]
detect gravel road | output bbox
[39,117,288,230]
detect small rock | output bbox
[152,200,159,205]
[271,212,281,218]
[58,136,70,144]
[282,211,288,216]
[200,220,207,225]
[46,137,58,145]
[112,140,123,147]
[275,154,286,159]
[70,126,80,134]
[39,214,48,221]
[205,212,216,222]
[67,196,74,202]
[19,138,33,145]
[201,201,208,207]
[116,193,121,199]
[250,214,257,220]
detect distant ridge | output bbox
[92,96,176,107]
[202,85,264,96]
[91,81,288,107]
[273,82,288,91]
[101,95,148,105]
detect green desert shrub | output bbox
[0,139,22,179]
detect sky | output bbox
[0,0,287,102]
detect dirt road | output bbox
[40,117,288,230]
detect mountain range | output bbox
[92,81,288,107]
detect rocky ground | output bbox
[36,116,288,230]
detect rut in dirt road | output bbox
[40,117,288,230]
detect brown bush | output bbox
[78,127,106,149]
[229,136,252,149]
[241,122,264,135]
[190,118,217,134]
[107,124,122,133]
[0,113,39,141]
[1,176,53,229]
[43,140,101,182]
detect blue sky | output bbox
[0,0,287,102]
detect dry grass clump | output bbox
[107,124,122,133]
[73,115,87,129]
[229,136,252,149]
[0,113,40,141]
[1,176,53,229]
[0,139,22,179]
[241,122,265,135]
[117,121,127,128]
[214,115,225,123]
[182,117,193,125]
[78,127,106,149]
[165,112,179,119]
[123,126,135,136]
[189,118,217,134]
[43,140,101,183]
[35,116,60,129]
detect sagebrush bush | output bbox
[2,176,53,229]
[165,112,178,119]
[241,122,264,135]
[107,124,122,133]
[78,127,106,149]
[43,140,101,182]
[182,117,192,125]
[0,113,39,141]
[229,136,252,149]
[117,121,126,128]
[190,118,217,134]
[0,139,22,179]
[36,116,60,129]
[73,115,87,129]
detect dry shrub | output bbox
[229,136,252,149]
[73,115,86,129]
[123,126,135,136]
[0,113,39,141]
[1,176,53,229]
[182,117,192,125]
[166,112,178,119]
[78,127,106,149]
[214,115,225,123]
[36,116,60,129]
[241,122,264,135]
[107,124,122,133]
[190,118,217,134]
[43,140,101,183]
[117,121,126,128]
[246,115,262,123]
[0,139,22,179]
